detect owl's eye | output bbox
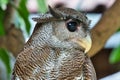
[66,20,79,32]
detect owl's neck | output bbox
[24,23,53,49]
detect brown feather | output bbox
[12,6,96,80]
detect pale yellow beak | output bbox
[72,35,92,53]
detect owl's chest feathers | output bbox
[40,48,85,79]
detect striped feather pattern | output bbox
[12,7,97,80]
[83,55,97,80]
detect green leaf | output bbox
[0,48,11,79]
[11,0,31,34]
[0,0,8,5]
[109,44,120,64]
[37,0,47,13]
[0,8,5,36]
[18,0,31,34]
[117,28,120,32]
[0,22,5,36]
[0,0,9,10]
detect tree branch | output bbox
[88,0,120,57]
[0,0,25,57]
[3,0,20,31]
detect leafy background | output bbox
[0,0,47,80]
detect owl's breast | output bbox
[42,49,85,79]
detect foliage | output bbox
[11,0,31,34]
[109,29,120,64]
[37,0,47,13]
[0,0,48,35]
[0,0,9,10]
[0,0,48,79]
[0,8,5,36]
[0,0,8,36]
[117,28,120,32]
[0,0,32,79]
[109,44,120,64]
[17,0,31,34]
[0,48,11,80]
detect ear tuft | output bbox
[48,5,62,19]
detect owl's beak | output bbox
[72,35,92,53]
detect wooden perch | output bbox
[88,0,120,57]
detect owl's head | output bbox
[33,6,92,53]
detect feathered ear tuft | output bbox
[32,14,60,23]
[32,6,64,23]
[48,5,62,19]
[32,17,56,23]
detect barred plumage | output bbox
[12,6,96,80]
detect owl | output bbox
[12,6,96,80]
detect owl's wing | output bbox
[83,55,97,80]
[12,46,50,80]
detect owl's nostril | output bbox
[55,3,64,8]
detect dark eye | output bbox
[66,21,78,32]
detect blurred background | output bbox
[0,0,120,80]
